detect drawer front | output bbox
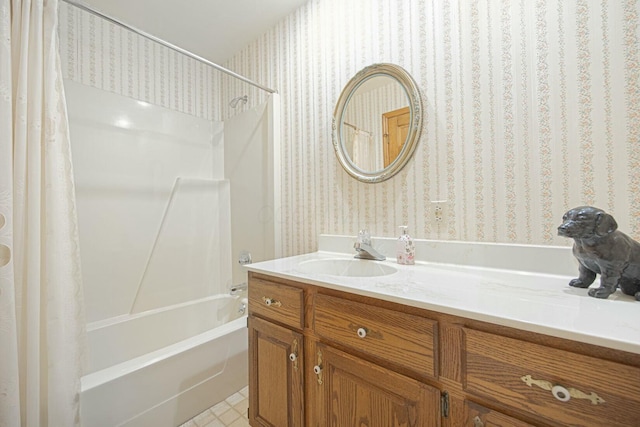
[464,328,640,427]
[249,278,304,330]
[314,293,437,379]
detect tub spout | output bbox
[230,283,248,295]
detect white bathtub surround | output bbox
[0,1,86,425]
[65,82,252,426]
[85,295,242,374]
[80,302,248,426]
[245,234,640,355]
[65,80,229,323]
[224,97,281,287]
[131,178,232,313]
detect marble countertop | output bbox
[246,239,640,355]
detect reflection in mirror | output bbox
[332,63,423,183]
[342,75,410,171]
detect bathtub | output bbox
[80,294,248,427]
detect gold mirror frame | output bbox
[332,63,423,183]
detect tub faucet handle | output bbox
[238,250,252,265]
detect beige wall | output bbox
[225,0,640,257]
[59,0,640,258]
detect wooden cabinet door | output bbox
[249,316,304,427]
[311,342,441,427]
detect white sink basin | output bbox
[297,259,397,277]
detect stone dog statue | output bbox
[558,206,640,300]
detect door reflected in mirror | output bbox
[332,63,423,183]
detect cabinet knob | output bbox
[521,375,605,405]
[551,385,571,402]
[290,339,299,371]
[262,296,281,307]
[313,365,322,375]
[357,327,367,338]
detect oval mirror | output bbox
[332,63,423,183]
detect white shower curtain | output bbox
[351,130,377,171]
[0,1,85,426]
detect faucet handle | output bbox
[358,229,371,246]
[238,250,252,265]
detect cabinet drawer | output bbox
[249,278,304,330]
[314,293,437,379]
[464,328,640,427]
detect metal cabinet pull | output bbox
[521,375,605,405]
[289,339,299,371]
[357,327,367,338]
[314,350,323,385]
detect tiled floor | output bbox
[180,386,249,427]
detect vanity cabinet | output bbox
[247,277,305,426]
[247,272,640,427]
[247,273,442,426]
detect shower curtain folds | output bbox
[0,0,86,426]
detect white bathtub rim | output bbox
[81,315,247,391]
[86,293,239,332]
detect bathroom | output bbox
[1,0,639,426]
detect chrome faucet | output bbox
[238,300,247,314]
[354,242,386,260]
[354,229,386,261]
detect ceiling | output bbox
[77,0,309,65]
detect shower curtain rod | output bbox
[344,121,372,136]
[61,0,278,94]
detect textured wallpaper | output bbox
[58,2,228,121]
[59,0,640,258]
[224,0,640,256]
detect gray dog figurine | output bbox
[558,206,640,300]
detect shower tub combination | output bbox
[65,80,252,427]
[63,15,275,423]
[80,294,248,427]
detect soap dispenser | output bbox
[396,226,415,265]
